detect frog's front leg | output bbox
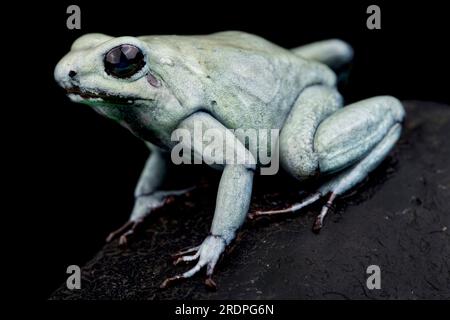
[106,143,193,245]
[161,112,255,289]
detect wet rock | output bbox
[51,101,450,300]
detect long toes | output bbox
[106,220,134,242]
[162,235,226,289]
[249,192,322,220]
[118,229,135,247]
[248,207,296,220]
[182,260,207,278]
[173,251,200,266]
[160,260,206,289]
[107,219,144,246]
[160,275,183,289]
[171,245,201,259]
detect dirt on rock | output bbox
[51,101,450,300]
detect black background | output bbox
[12,0,449,300]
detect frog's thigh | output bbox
[314,96,405,174]
[279,85,343,180]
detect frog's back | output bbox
[140,31,336,130]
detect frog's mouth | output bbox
[65,87,136,105]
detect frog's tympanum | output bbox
[55,31,404,289]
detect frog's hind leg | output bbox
[311,122,402,232]
[251,95,405,232]
[247,85,342,219]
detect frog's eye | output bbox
[104,44,145,78]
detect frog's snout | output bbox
[54,54,79,90]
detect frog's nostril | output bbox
[68,70,77,78]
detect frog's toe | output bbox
[248,192,322,219]
[106,218,144,246]
[170,244,201,260]
[172,249,200,266]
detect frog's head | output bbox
[54,34,164,108]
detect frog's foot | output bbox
[161,235,226,290]
[106,187,195,246]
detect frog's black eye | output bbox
[104,44,145,78]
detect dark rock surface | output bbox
[51,101,450,300]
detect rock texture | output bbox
[51,101,450,300]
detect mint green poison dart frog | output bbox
[55,31,404,289]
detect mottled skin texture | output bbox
[54,31,405,289]
[55,32,335,147]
